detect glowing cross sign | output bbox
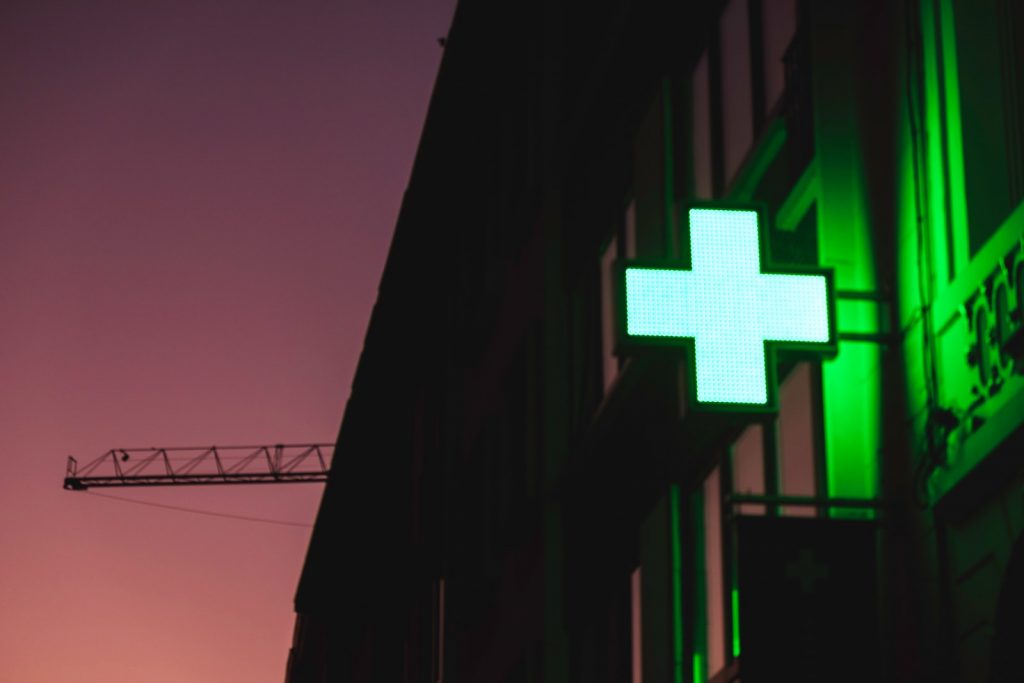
[620,207,835,410]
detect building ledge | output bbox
[931,381,1024,516]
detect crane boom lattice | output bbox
[64,444,333,490]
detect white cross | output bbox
[624,208,830,405]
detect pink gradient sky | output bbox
[0,1,454,680]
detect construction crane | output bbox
[63,443,332,490]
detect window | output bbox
[703,466,726,677]
[725,362,822,517]
[633,82,678,257]
[720,0,754,184]
[690,0,806,198]
[777,363,817,515]
[692,51,713,200]
[600,236,620,394]
[700,363,823,679]
[951,0,1024,255]
[432,577,445,683]
[631,566,643,683]
[731,423,766,515]
[600,201,638,394]
[761,0,798,116]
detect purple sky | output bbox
[0,1,454,680]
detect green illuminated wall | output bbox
[897,5,1024,680]
[901,0,1024,501]
[809,3,881,509]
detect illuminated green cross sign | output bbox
[621,207,835,410]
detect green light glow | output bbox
[692,653,704,683]
[624,208,831,405]
[810,6,883,511]
[822,327,881,512]
[731,588,740,658]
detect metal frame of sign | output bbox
[613,201,837,413]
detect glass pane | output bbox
[720,0,753,185]
[704,466,725,677]
[762,0,797,115]
[433,578,445,683]
[625,199,638,259]
[778,363,816,516]
[732,423,765,515]
[631,566,643,683]
[600,237,619,394]
[692,51,713,199]
[953,0,1016,254]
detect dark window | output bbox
[692,51,714,199]
[952,0,1024,254]
[720,0,754,185]
[761,0,798,116]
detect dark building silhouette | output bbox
[285,1,1024,681]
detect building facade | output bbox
[286,1,1024,681]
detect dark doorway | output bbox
[990,530,1024,681]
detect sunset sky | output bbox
[0,1,455,680]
